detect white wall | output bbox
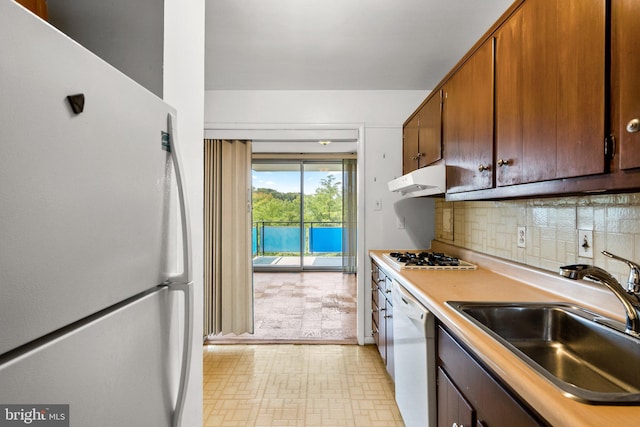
[204,89,434,343]
[364,126,437,251]
[165,1,205,426]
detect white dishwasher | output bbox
[392,279,436,427]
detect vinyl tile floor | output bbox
[208,272,357,343]
[203,344,404,426]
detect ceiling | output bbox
[205,0,514,91]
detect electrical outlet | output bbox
[443,208,453,233]
[578,230,594,258]
[517,226,526,248]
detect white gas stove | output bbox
[382,251,476,271]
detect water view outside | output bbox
[252,161,343,269]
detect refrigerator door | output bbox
[0,287,176,426]
[0,1,178,355]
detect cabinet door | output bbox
[614,0,640,170]
[418,91,443,167]
[377,288,387,362]
[371,263,381,353]
[556,0,605,177]
[494,7,524,186]
[403,114,420,174]
[444,40,494,193]
[495,0,605,185]
[372,299,380,348]
[520,0,558,183]
[385,298,394,380]
[437,367,474,427]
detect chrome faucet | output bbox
[602,251,640,293]
[560,251,640,337]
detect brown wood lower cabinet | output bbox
[371,261,394,380]
[437,325,547,427]
[438,367,474,427]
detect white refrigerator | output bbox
[0,2,193,426]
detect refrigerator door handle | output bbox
[169,281,193,427]
[165,112,193,427]
[167,112,192,285]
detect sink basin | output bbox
[447,302,640,404]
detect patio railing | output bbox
[252,221,343,256]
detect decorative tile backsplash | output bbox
[435,193,640,283]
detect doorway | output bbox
[203,126,365,344]
[248,159,357,342]
[252,160,348,271]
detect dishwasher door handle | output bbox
[393,280,429,321]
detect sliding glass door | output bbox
[303,162,343,269]
[252,160,345,271]
[252,162,302,268]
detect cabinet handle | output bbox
[478,164,491,172]
[497,158,510,167]
[384,314,392,319]
[627,118,640,133]
[380,307,386,312]
[385,289,392,294]
[411,155,418,161]
[371,308,378,314]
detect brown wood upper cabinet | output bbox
[443,40,494,193]
[402,91,442,174]
[404,0,640,200]
[494,0,606,186]
[402,114,419,174]
[613,0,640,170]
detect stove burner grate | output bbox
[384,251,476,270]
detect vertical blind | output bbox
[342,159,357,274]
[203,139,254,337]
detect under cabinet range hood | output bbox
[388,164,446,197]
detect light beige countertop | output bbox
[370,243,640,427]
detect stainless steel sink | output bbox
[447,302,640,404]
